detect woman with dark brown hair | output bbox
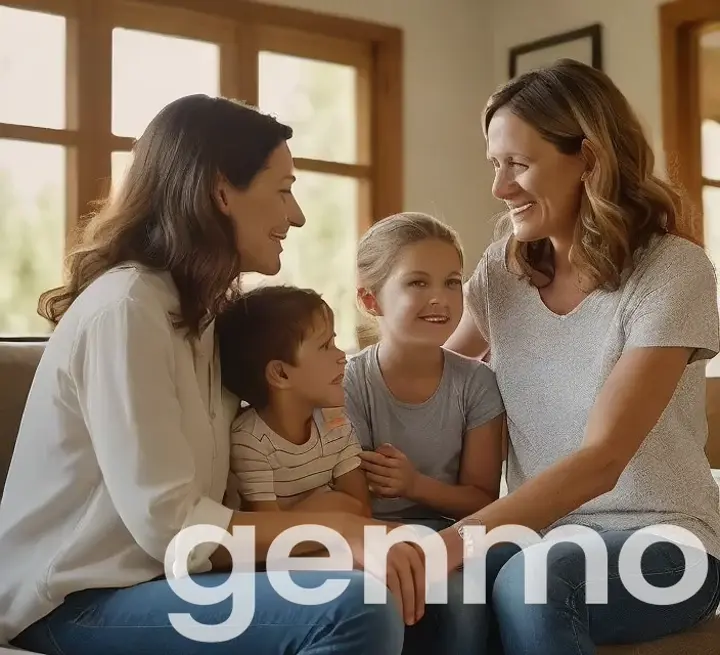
[439,59,720,652]
[0,94,422,655]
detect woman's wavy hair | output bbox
[484,58,693,290]
[38,94,292,337]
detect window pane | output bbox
[259,52,357,164]
[111,151,133,196]
[704,185,720,377]
[0,7,65,129]
[702,120,720,181]
[242,172,359,352]
[112,28,220,138]
[0,140,65,335]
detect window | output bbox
[0,0,402,350]
[242,27,374,352]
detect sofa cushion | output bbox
[597,611,720,654]
[0,339,46,496]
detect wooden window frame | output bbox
[0,0,403,250]
[660,0,720,244]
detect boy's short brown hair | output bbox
[216,285,330,408]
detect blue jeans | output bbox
[400,515,488,655]
[12,570,405,655]
[482,529,720,654]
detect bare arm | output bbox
[243,487,370,517]
[332,467,373,517]
[406,415,504,519]
[210,506,428,626]
[440,346,694,566]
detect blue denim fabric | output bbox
[12,570,405,655]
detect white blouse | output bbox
[0,264,235,644]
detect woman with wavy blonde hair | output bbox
[440,59,720,652]
[0,95,423,655]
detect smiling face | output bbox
[281,307,348,408]
[487,107,586,244]
[367,238,464,347]
[215,142,306,275]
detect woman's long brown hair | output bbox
[38,95,292,337]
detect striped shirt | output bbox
[230,407,362,507]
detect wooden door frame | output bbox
[660,0,720,243]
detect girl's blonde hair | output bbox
[355,212,463,347]
[484,58,693,290]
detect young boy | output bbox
[216,285,371,516]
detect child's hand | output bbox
[360,443,419,499]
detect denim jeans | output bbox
[12,570,405,655]
[13,529,720,655]
[482,528,720,654]
[400,515,489,655]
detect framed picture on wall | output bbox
[508,23,603,78]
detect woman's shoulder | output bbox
[467,235,511,286]
[629,233,716,289]
[70,264,180,325]
[478,235,510,269]
[91,264,178,307]
[443,348,496,383]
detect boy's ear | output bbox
[357,288,382,316]
[265,359,292,391]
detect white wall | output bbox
[264,0,499,268]
[491,0,667,172]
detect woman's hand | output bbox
[229,508,429,625]
[340,512,427,626]
[360,444,419,498]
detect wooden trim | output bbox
[660,0,720,244]
[704,178,720,189]
[661,0,720,24]
[255,24,371,68]
[0,0,78,16]
[0,123,77,146]
[110,0,235,43]
[294,158,370,178]
[109,135,136,151]
[125,0,399,42]
[356,46,372,230]
[65,0,112,241]
[372,31,404,220]
[221,22,258,105]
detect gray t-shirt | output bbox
[467,232,720,559]
[344,344,505,520]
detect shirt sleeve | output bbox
[332,421,363,478]
[342,356,373,450]
[463,361,506,432]
[71,296,233,575]
[229,430,277,502]
[465,250,490,341]
[623,239,720,364]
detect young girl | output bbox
[343,212,506,654]
[344,212,506,531]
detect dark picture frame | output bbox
[508,24,603,79]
